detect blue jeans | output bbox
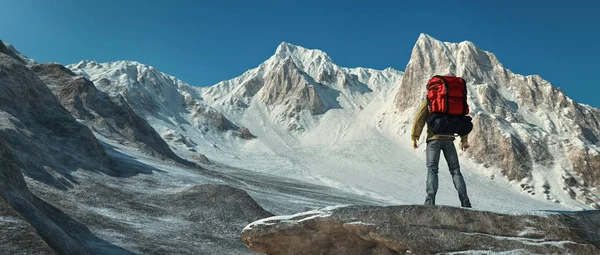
[425,140,471,207]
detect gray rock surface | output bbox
[0,51,139,254]
[242,205,600,255]
[0,53,113,189]
[0,133,131,254]
[0,136,55,255]
[0,196,55,255]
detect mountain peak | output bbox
[274,42,333,64]
[275,42,296,54]
[417,33,435,42]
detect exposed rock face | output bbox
[468,114,532,181]
[236,126,256,140]
[0,135,86,254]
[32,63,199,165]
[393,34,600,207]
[0,53,113,189]
[242,205,600,255]
[259,57,326,116]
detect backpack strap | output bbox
[460,78,468,115]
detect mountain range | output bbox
[0,33,599,254]
[69,34,600,210]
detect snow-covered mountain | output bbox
[32,63,198,165]
[384,33,600,209]
[201,42,403,131]
[68,43,404,172]
[68,60,245,164]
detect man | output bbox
[411,98,472,208]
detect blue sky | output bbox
[1,0,599,108]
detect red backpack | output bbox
[425,75,472,136]
[427,75,469,115]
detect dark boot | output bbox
[461,198,472,208]
[424,196,435,205]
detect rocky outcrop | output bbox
[392,33,600,207]
[189,102,237,131]
[468,114,532,181]
[32,63,199,166]
[235,126,256,140]
[0,53,113,189]
[172,184,273,238]
[242,205,600,255]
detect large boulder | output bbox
[242,205,600,255]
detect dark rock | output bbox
[236,126,256,140]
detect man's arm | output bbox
[411,99,428,147]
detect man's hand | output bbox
[460,141,470,151]
[412,139,418,149]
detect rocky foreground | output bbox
[242,205,600,255]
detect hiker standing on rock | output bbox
[411,75,473,208]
